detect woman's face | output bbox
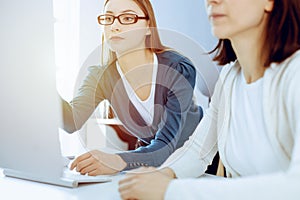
[103,0,150,55]
[205,0,274,40]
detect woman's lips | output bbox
[109,36,124,41]
[209,13,226,21]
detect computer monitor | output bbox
[0,0,110,187]
[0,0,64,177]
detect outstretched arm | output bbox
[61,66,105,133]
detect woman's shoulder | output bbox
[81,65,114,83]
[87,65,107,72]
[87,64,114,76]
[275,49,300,85]
[269,49,300,78]
[156,50,195,75]
[283,49,300,71]
[156,50,191,64]
[218,60,239,80]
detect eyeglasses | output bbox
[97,13,149,25]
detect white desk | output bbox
[0,169,123,200]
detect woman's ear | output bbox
[146,22,151,36]
[265,0,274,13]
[146,28,151,36]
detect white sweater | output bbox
[162,50,300,200]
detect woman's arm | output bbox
[118,60,300,200]
[164,58,300,200]
[160,70,224,178]
[62,66,105,133]
[117,56,202,170]
[166,133,300,199]
[159,62,236,178]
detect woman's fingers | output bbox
[87,169,102,176]
[79,160,99,175]
[70,150,124,175]
[70,152,92,170]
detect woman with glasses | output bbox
[62,0,203,175]
[118,0,300,199]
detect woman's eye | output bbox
[105,17,113,22]
[123,17,134,22]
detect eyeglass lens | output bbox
[99,14,137,25]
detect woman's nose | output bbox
[207,0,221,6]
[205,0,221,12]
[110,18,122,32]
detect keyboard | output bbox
[62,168,112,183]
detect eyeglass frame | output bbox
[97,13,149,25]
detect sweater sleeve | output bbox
[165,168,300,200]
[62,66,105,133]
[118,56,201,170]
[165,136,300,200]
[160,62,234,178]
[159,71,223,178]
[164,56,300,200]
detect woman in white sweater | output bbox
[118,0,300,199]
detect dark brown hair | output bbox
[211,0,300,66]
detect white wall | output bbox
[151,0,217,51]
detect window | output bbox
[53,0,80,101]
[53,0,83,156]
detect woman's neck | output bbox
[231,31,267,84]
[116,49,154,74]
[229,12,272,83]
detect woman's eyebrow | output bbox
[105,9,137,14]
[121,9,137,13]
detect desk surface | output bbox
[0,169,122,200]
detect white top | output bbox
[161,50,300,200]
[116,54,158,125]
[226,70,281,176]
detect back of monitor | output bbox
[0,0,64,177]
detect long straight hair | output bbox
[101,0,167,66]
[211,0,300,67]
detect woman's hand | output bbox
[70,150,127,175]
[118,167,175,200]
